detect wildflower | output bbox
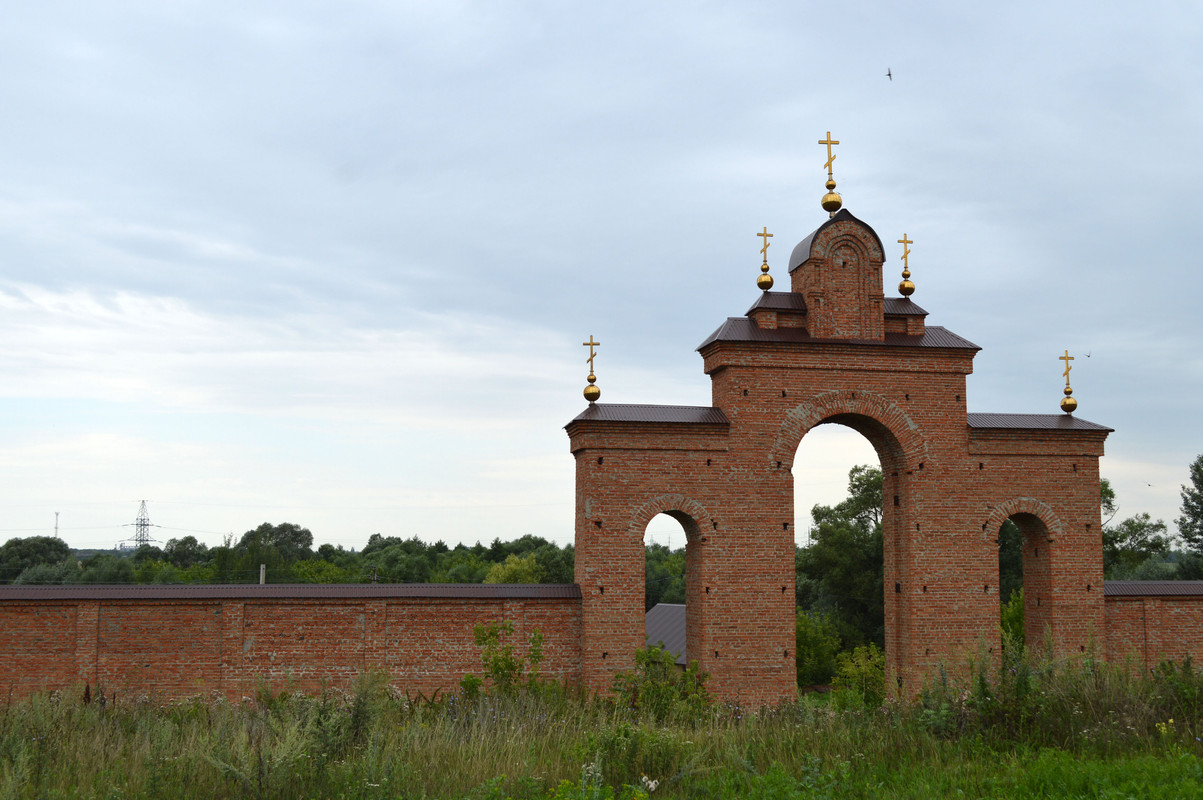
[641,774,660,792]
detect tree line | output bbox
[0,526,573,587]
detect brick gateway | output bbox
[3,208,1202,703]
[566,207,1198,704]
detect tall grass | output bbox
[1,654,1201,799]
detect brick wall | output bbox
[0,585,582,699]
[1104,586,1203,671]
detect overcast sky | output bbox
[2,2,1200,552]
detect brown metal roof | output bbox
[0,583,582,601]
[1104,581,1203,597]
[568,403,729,425]
[746,295,927,317]
[967,413,1113,432]
[697,318,979,351]
[882,297,929,316]
[746,292,808,314]
[645,602,686,665]
[788,209,885,272]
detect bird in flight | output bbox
[886,68,892,81]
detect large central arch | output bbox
[779,398,919,689]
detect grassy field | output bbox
[2,656,1202,799]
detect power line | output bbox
[119,500,161,550]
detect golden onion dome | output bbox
[821,179,842,213]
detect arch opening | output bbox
[998,511,1052,651]
[643,511,701,670]
[792,413,909,691]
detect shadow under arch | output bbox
[985,498,1064,649]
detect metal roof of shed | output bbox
[645,602,686,665]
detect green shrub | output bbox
[610,645,711,723]
[461,620,548,697]
[831,643,885,706]
[1000,587,1024,652]
[795,609,842,687]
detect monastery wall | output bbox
[0,585,582,699]
[1103,587,1203,671]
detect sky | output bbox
[1,2,1200,553]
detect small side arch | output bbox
[983,497,1064,542]
[769,389,929,473]
[629,493,713,541]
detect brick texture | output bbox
[567,210,1118,704]
[0,594,581,699]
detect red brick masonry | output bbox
[1103,582,1203,671]
[0,584,581,699]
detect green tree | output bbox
[1103,513,1171,578]
[645,543,685,610]
[78,553,135,584]
[1177,453,1203,556]
[14,560,82,585]
[483,553,543,584]
[429,548,490,583]
[163,536,210,568]
[239,522,314,563]
[796,465,884,648]
[0,536,72,583]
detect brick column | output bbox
[74,601,99,688]
[220,601,245,699]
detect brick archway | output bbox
[983,496,1064,540]
[769,389,929,474]
[629,493,712,542]
[566,206,1112,704]
[985,497,1064,650]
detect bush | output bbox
[1000,587,1024,652]
[795,609,842,687]
[610,646,711,723]
[461,620,548,697]
[832,643,885,706]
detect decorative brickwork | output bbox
[567,208,1117,704]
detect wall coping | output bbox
[1104,581,1203,598]
[0,583,583,601]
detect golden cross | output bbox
[583,335,600,373]
[897,234,912,269]
[818,131,839,178]
[757,227,773,262]
[1059,349,1074,384]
